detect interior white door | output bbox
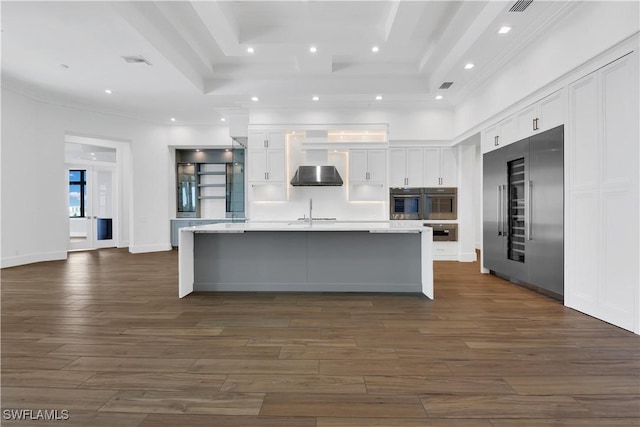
[68,165,116,250]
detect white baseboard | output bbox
[129,243,172,254]
[1,251,67,268]
[458,252,477,262]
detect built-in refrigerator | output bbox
[483,125,564,298]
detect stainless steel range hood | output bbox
[290,165,343,186]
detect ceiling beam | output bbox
[427,1,507,93]
[190,1,241,56]
[112,1,209,92]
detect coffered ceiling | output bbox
[1,1,576,125]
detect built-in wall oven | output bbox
[389,188,422,220]
[423,187,457,220]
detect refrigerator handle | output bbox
[497,185,502,236]
[503,185,509,237]
[527,180,533,240]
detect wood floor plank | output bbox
[490,419,640,427]
[364,375,515,395]
[317,419,494,427]
[220,374,367,393]
[260,393,427,418]
[279,346,398,360]
[420,395,592,418]
[1,369,94,388]
[78,372,227,391]
[189,359,319,375]
[320,359,452,376]
[0,411,147,427]
[504,375,640,395]
[573,395,640,418]
[140,414,316,427]
[63,356,196,373]
[99,390,264,415]
[1,387,116,411]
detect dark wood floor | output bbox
[1,248,639,426]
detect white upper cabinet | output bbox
[482,116,516,153]
[350,149,386,184]
[248,130,286,184]
[388,147,424,187]
[516,89,565,140]
[248,130,285,150]
[424,147,458,187]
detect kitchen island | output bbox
[178,221,433,298]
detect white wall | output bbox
[1,87,170,266]
[454,1,640,139]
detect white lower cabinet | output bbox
[567,51,639,333]
[432,242,459,261]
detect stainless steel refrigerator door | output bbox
[482,149,506,273]
[527,125,564,296]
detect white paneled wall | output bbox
[567,51,639,333]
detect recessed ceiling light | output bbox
[498,26,512,34]
[312,96,319,101]
[90,152,95,156]
[371,46,380,53]
[104,89,112,94]
[251,96,259,102]
[464,63,475,70]
[170,118,176,122]
[309,46,317,53]
[196,149,200,152]
[220,117,226,122]
[375,95,383,101]
[435,95,444,100]
[247,47,254,53]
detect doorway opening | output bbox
[65,139,122,251]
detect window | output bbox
[69,170,86,217]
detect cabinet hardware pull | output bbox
[264,139,268,148]
[494,136,499,146]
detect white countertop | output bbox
[183,220,432,233]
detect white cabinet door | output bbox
[439,147,458,187]
[265,131,286,149]
[388,148,407,187]
[406,148,424,187]
[367,149,386,183]
[538,90,565,132]
[423,148,441,186]
[499,116,517,147]
[266,150,285,181]
[350,149,385,183]
[516,104,537,140]
[249,149,268,182]
[248,130,286,149]
[349,149,369,182]
[482,124,499,153]
[516,90,565,139]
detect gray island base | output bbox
[179,222,433,299]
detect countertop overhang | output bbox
[185,221,429,233]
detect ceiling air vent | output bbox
[439,82,454,90]
[509,0,533,12]
[121,55,152,66]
